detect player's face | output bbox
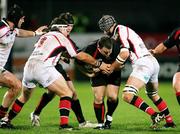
[98,46,112,58]
[66,24,73,35]
[59,24,73,37]
[18,16,25,28]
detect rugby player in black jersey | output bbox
[151,28,180,113]
[76,36,122,129]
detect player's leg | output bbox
[30,91,55,126]
[34,91,55,116]
[173,71,180,105]
[104,70,121,129]
[92,86,106,129]
[0,70,21,119]
[122,76,163,126]
[146,82,176,128]
[67,81,86,123]
[105,84,119,129]
[0,85,35,128]
[67,80,97,128]
[47,75,73,130]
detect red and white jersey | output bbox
[28,31,78,66]
[112,25,150,63]
[0,19,18,67]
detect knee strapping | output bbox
[145,90,158,98]
[123,85,138,95]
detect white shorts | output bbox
[130,56,159,84]
[22,59,62,88]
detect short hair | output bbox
[98,36,114,49]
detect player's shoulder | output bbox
[168,27,180,39]
[117,24,128,30]
[170,27,180,34]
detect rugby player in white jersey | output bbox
[98,15,175,129]
[0,4,46,125]
[0,13,110,130]
[29,14,97,129]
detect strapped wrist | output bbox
[95,60,102,68]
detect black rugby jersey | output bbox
[82,39,120,64]
[164,27,180,62]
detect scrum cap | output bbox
[7,4,24,27]
[59,12,74,25]
[98,15,116,32]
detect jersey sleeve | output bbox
[0,26,9,44]
[164,28,180,48]
[118,25,130,49]
[64,38,78,57]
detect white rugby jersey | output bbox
[112,25,150,63]
[29,31,78,66]
[0,19,18,67]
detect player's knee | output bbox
[94,95,104,104]
[122,92,133,103]
[61,88,73,97]
[173,83,180,92]
[122,85,138,103]
[107,95,118,102]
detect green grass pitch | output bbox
[0,81,179,134]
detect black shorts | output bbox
[90,70,121,87]
[177,64,180,72]
[55,64,71,81]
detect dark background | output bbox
[7,0,180,33]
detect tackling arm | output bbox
[75,63,98,78]
[75,51,111,74]
[150,42,167,55]
[110,48,129,72]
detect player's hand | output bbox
[35,25,48,35]
[99,62,111,74]
[149,49,155,56]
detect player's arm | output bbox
[75,63,97,78]
[17,26,47,37]
[150,42,167,55]
[109,48,129,73]
[75,51,111,73]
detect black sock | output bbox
[93,102,105,123]
[0,105,8,119]
[71,99,85,123]
[106,98,119,116]
[34,92,54,115]
[8,99,24,120]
